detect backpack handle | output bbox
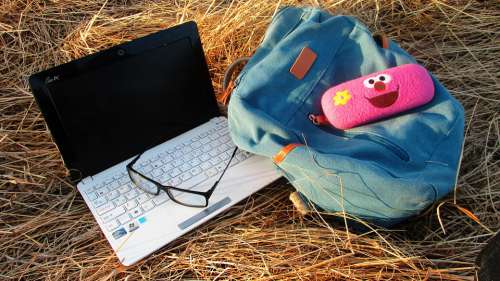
[220,57,251,105]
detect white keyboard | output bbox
[81,121,251,234]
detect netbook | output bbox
[29,21,280,266]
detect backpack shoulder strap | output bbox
[220,57,250,105]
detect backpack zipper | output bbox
[325,128,410,161]
[347,131,410,161]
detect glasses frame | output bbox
[126,147,238,208]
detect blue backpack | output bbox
[227,6,464,226]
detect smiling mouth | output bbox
[367,89,399,108]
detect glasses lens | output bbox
[129,170,158,194]
[167,187,207,207]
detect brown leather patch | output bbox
[289,46,317,79]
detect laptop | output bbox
[29,21,281,266]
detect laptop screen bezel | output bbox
[29,21,220,181]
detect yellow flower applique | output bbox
[333,90,351,106]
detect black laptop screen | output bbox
[43,36,219,178]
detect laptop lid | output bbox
[29,22,220,181]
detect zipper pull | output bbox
[308,114,328,126]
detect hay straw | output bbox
[1,0,498,280]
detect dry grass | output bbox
[1,0,499,280]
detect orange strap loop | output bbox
[273,143,303,164]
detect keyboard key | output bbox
[172,159,183,167]
[143,165,153,173]
[161,163,173,172]
[192,149,202,157]
[180,163,191,172]
[173,150,183,159]
[201,145,211,152]
[83,185,96,195]
[210,141,220,148]
[200,154,211,162]
[189,158,200,167]
[95,188,108,198]
[110,181,120,190]
[129,207,143,218]
[142,200,155,211]
[119,176,129,185]
[117,213,132,225]
[181,146,191,154]
[219,127,229,136]
[180,172,192,182]
[159,174,171,185]
[226,143,236,150]
[191,141,202,149]
[152,160,162,169]
[209,149,219,157]
[170,167,181,177]
[113,196,127,207]
[182,152,194,162]
[153,193,169,205]
[107,190,120,201]
[205,167,218,177]
[200,132,208,138]
[169,177,181,186]
[87,192,98,201]
[220,152,230,161]
[161,155,173,164]
[152,169,163,177]
[210,156,221,166]
[136,194,149,204]
[93,197,107,207]
[200,161,211,170]
[101,206,125,222]
[105,220,120,231]
[190,166,202,176]
[125,200,138,210]
[200,137,211,145]
[118,184,130,194]
[125,189,140,200]
[216,162,227,172]
[97,201,115,215]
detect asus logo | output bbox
[45,75,60,84]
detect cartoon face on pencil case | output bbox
[319,64,435,129]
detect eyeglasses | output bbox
[126,147,238,208]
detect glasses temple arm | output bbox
[207,146,238,196]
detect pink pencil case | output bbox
[316,64,435,129]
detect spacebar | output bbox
[181,173,210,190]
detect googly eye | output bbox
[377,74,392,83]
[363,77,376,88]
